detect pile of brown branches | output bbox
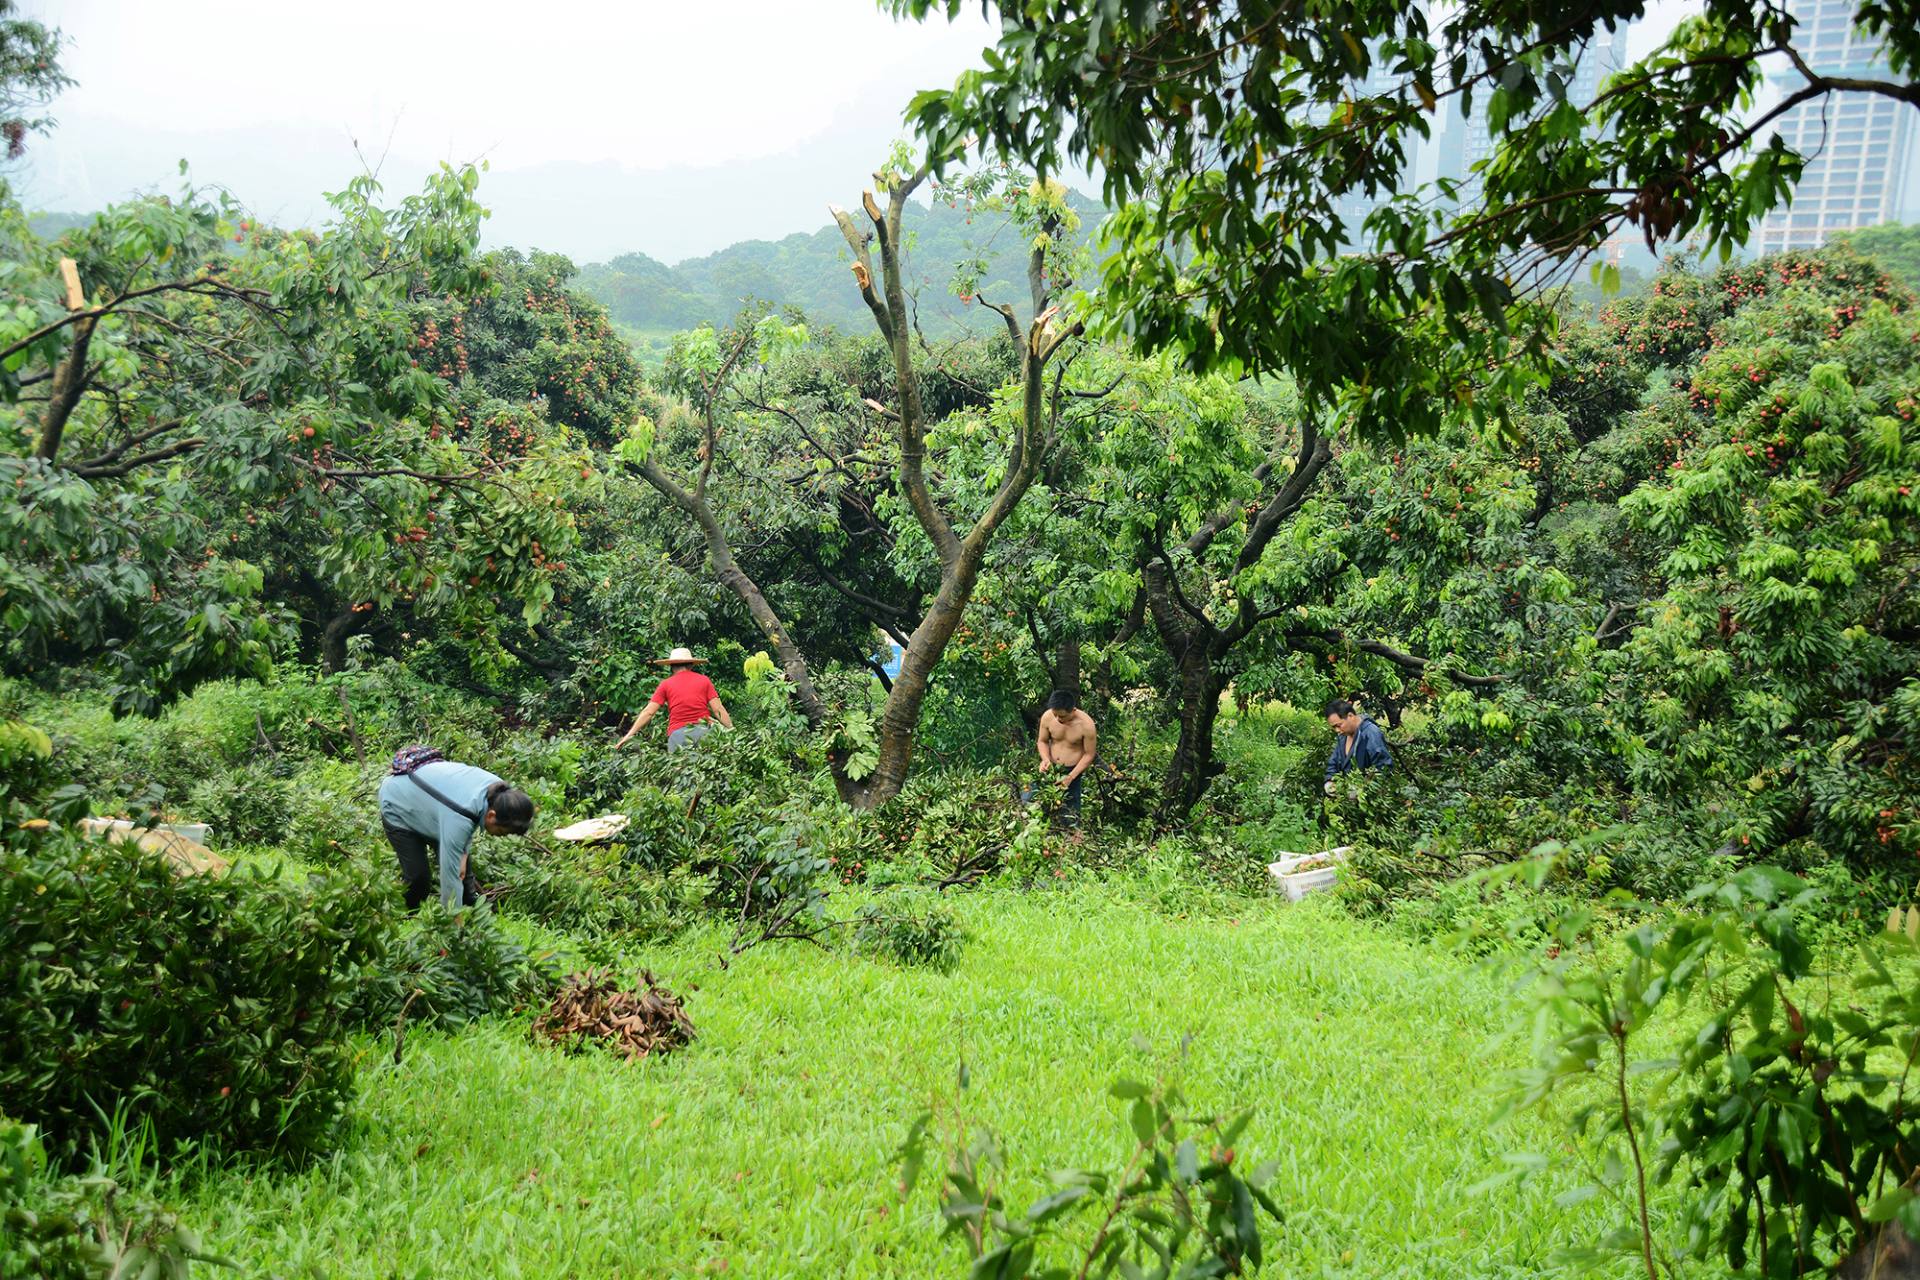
[530,970,695,1061]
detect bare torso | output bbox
[1039,709,1096,768]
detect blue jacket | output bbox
[377,761,503,909]
[1326,717,1393,782]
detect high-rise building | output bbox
[1434,24,1633,190]
[1756,0,1916,252]
[1326,58,1406,249]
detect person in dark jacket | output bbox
[1324,698,1392,793]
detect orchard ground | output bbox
[163,885,1682,1280]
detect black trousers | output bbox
[383,824,480,910]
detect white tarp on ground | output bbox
[552,813,631,843]
[78,817,228,876]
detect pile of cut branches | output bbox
[530,970,695,1061]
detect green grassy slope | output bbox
[171,887,1652,1279]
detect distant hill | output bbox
[574,190,1107,351]
[27,211,92,240]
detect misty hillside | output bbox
[574,188,1107,347]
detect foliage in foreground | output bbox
[1501,858,1920,1278]
[0,827,391,1165]
[899,1066,1282,1279]
[1,1115,212,1280]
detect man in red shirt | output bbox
[614,647,735,753]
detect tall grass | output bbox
[167,886,1659,1278]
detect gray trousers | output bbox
[667,722,711,753]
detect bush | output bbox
[1381,876,1576,954]
[0,1115,210,1280]
[852,897,968,971]
[0,719,58,816]
[107,681,267,802]
[611,710,819,816]
[869,772,1031,886]
[1108,832,1263,911]
[8,699,126,805]
[186,762,292,846]
[493,730,584,819]
[0,828,392,1165]
[565,747,646,815]
[615,783,701,870]
[349,905,556,1035]
[283,757,385,864]
[149,681,262,766]
[711,798,836,952]
[478,836,702,944]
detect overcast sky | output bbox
[15,0,1811,266]
[13,0,997,262]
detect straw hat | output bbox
[653,646,706,666]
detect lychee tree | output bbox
[889,0,1918,444]
[0,0,67,166]
[0,167,585,710]
[1610,281,1920,862]
[627,161,1093,806]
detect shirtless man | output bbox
[1032,688,1097,825]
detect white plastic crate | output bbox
[1266,846,1353,902]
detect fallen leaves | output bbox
[531,970,695,1062]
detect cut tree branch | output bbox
[0,273,270,365]
[70,436,206,479]
[1233,421,1330,575]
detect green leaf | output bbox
[1866,1187,1914,1224]
[1026,1183,1091,1224]
[1129,1097,1156,1146]
[896,1112,931,1200]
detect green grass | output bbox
[162,884,1666,1279]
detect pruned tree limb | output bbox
[0,273,270,366]
[70,436,206,479]
[630,455,830,732]
[829,204,892,344]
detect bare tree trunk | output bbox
[1142,561,1231,817]
[34,316,95,463]
[842,546,983,806]
[1163,648,1227,816]
[634,456,830,735]
[827,171,1078,809]
[1054,637,1081,692]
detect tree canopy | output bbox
[889,0,1920,439]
